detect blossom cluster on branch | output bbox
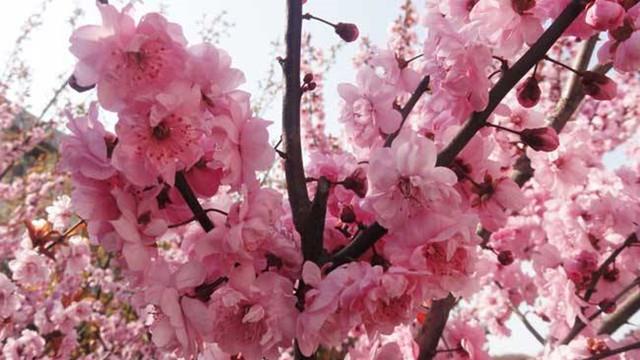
[3,0,640,359]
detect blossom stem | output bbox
[302,13,336,27]
[543,55,582,75]
[168,208,228,229]
[485,122,522,136]
[174,171,215,232]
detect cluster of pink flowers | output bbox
[15,0,638,358]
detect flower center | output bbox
[511,0,535,15]
[152,121,171,140]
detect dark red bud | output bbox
[581,71,617,101]
[68,75,96,93]
[335,23,359,42]
[520,127,560,152]
[340,205,357,223]
[497,250,514,266]
[307,82,317,91]
[342,167,367,198]
[598,299,617,314]
[516,76,541,108]
[303,73,314,83]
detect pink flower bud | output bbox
[497,250,514,266]
[520,127,559,152]
[68,75,95,93]
[516,76,541,108]
[335,23,359,42]
[581,71,617,100]
[586,0,625,31]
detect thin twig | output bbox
[168,208,228,229]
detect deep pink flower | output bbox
[112,82,205,186]
[598,7,640,72]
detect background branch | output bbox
[417,294,456,360]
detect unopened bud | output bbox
[581,71,617,100]
[335,23,359,42]
[340,205,357,223]
[303,73,314,83]
[520,127,559,152]
[497,250,514,266]
[68,75,95,93]
[516,76,541,108]
[598,298,617,314]
[342,167,367,198]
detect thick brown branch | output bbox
[282,0,311,234]
[302,177,331,263]
[417,294,456,360]
[436,0,590,167]
[174,171,214,232]
[598,289,640,335]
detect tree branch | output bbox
[174,171,214,232]
[282,0,311,234]
[581,341,640,360]
[436,0,590,167]
[561,233,638,344]
[598,289,640,335]
[384,75,431,147]
[417,294,457,360]
[302,177,331,263]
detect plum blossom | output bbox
[338,67,402,148]
[598,5,640,72]
[112,82,205,186]
[8,249,51,286]
[365,131,458,231]
[469,0,544,57]
[69,3,188,110]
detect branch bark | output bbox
[174,171,214,232]
[581,341,640,360]
[436,0,590,167]
[282,0,311,234]
[417,294,456,360]
[598,290,640,335]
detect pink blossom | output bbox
[8,249,51,286]
[59,102,116,180]
[112,82,205,186]
[598,7,640,72]
[586,0,626,31]
[365,132,458,231]
[338,67,402,147]
[209,272,296,360]
[0,273,20,319]
[69,3,188,110]
[469,0,544,57]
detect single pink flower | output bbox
[586,0,626,31]
[69,4,188,110]
[338,67,402,147]
[112,82,205,186]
